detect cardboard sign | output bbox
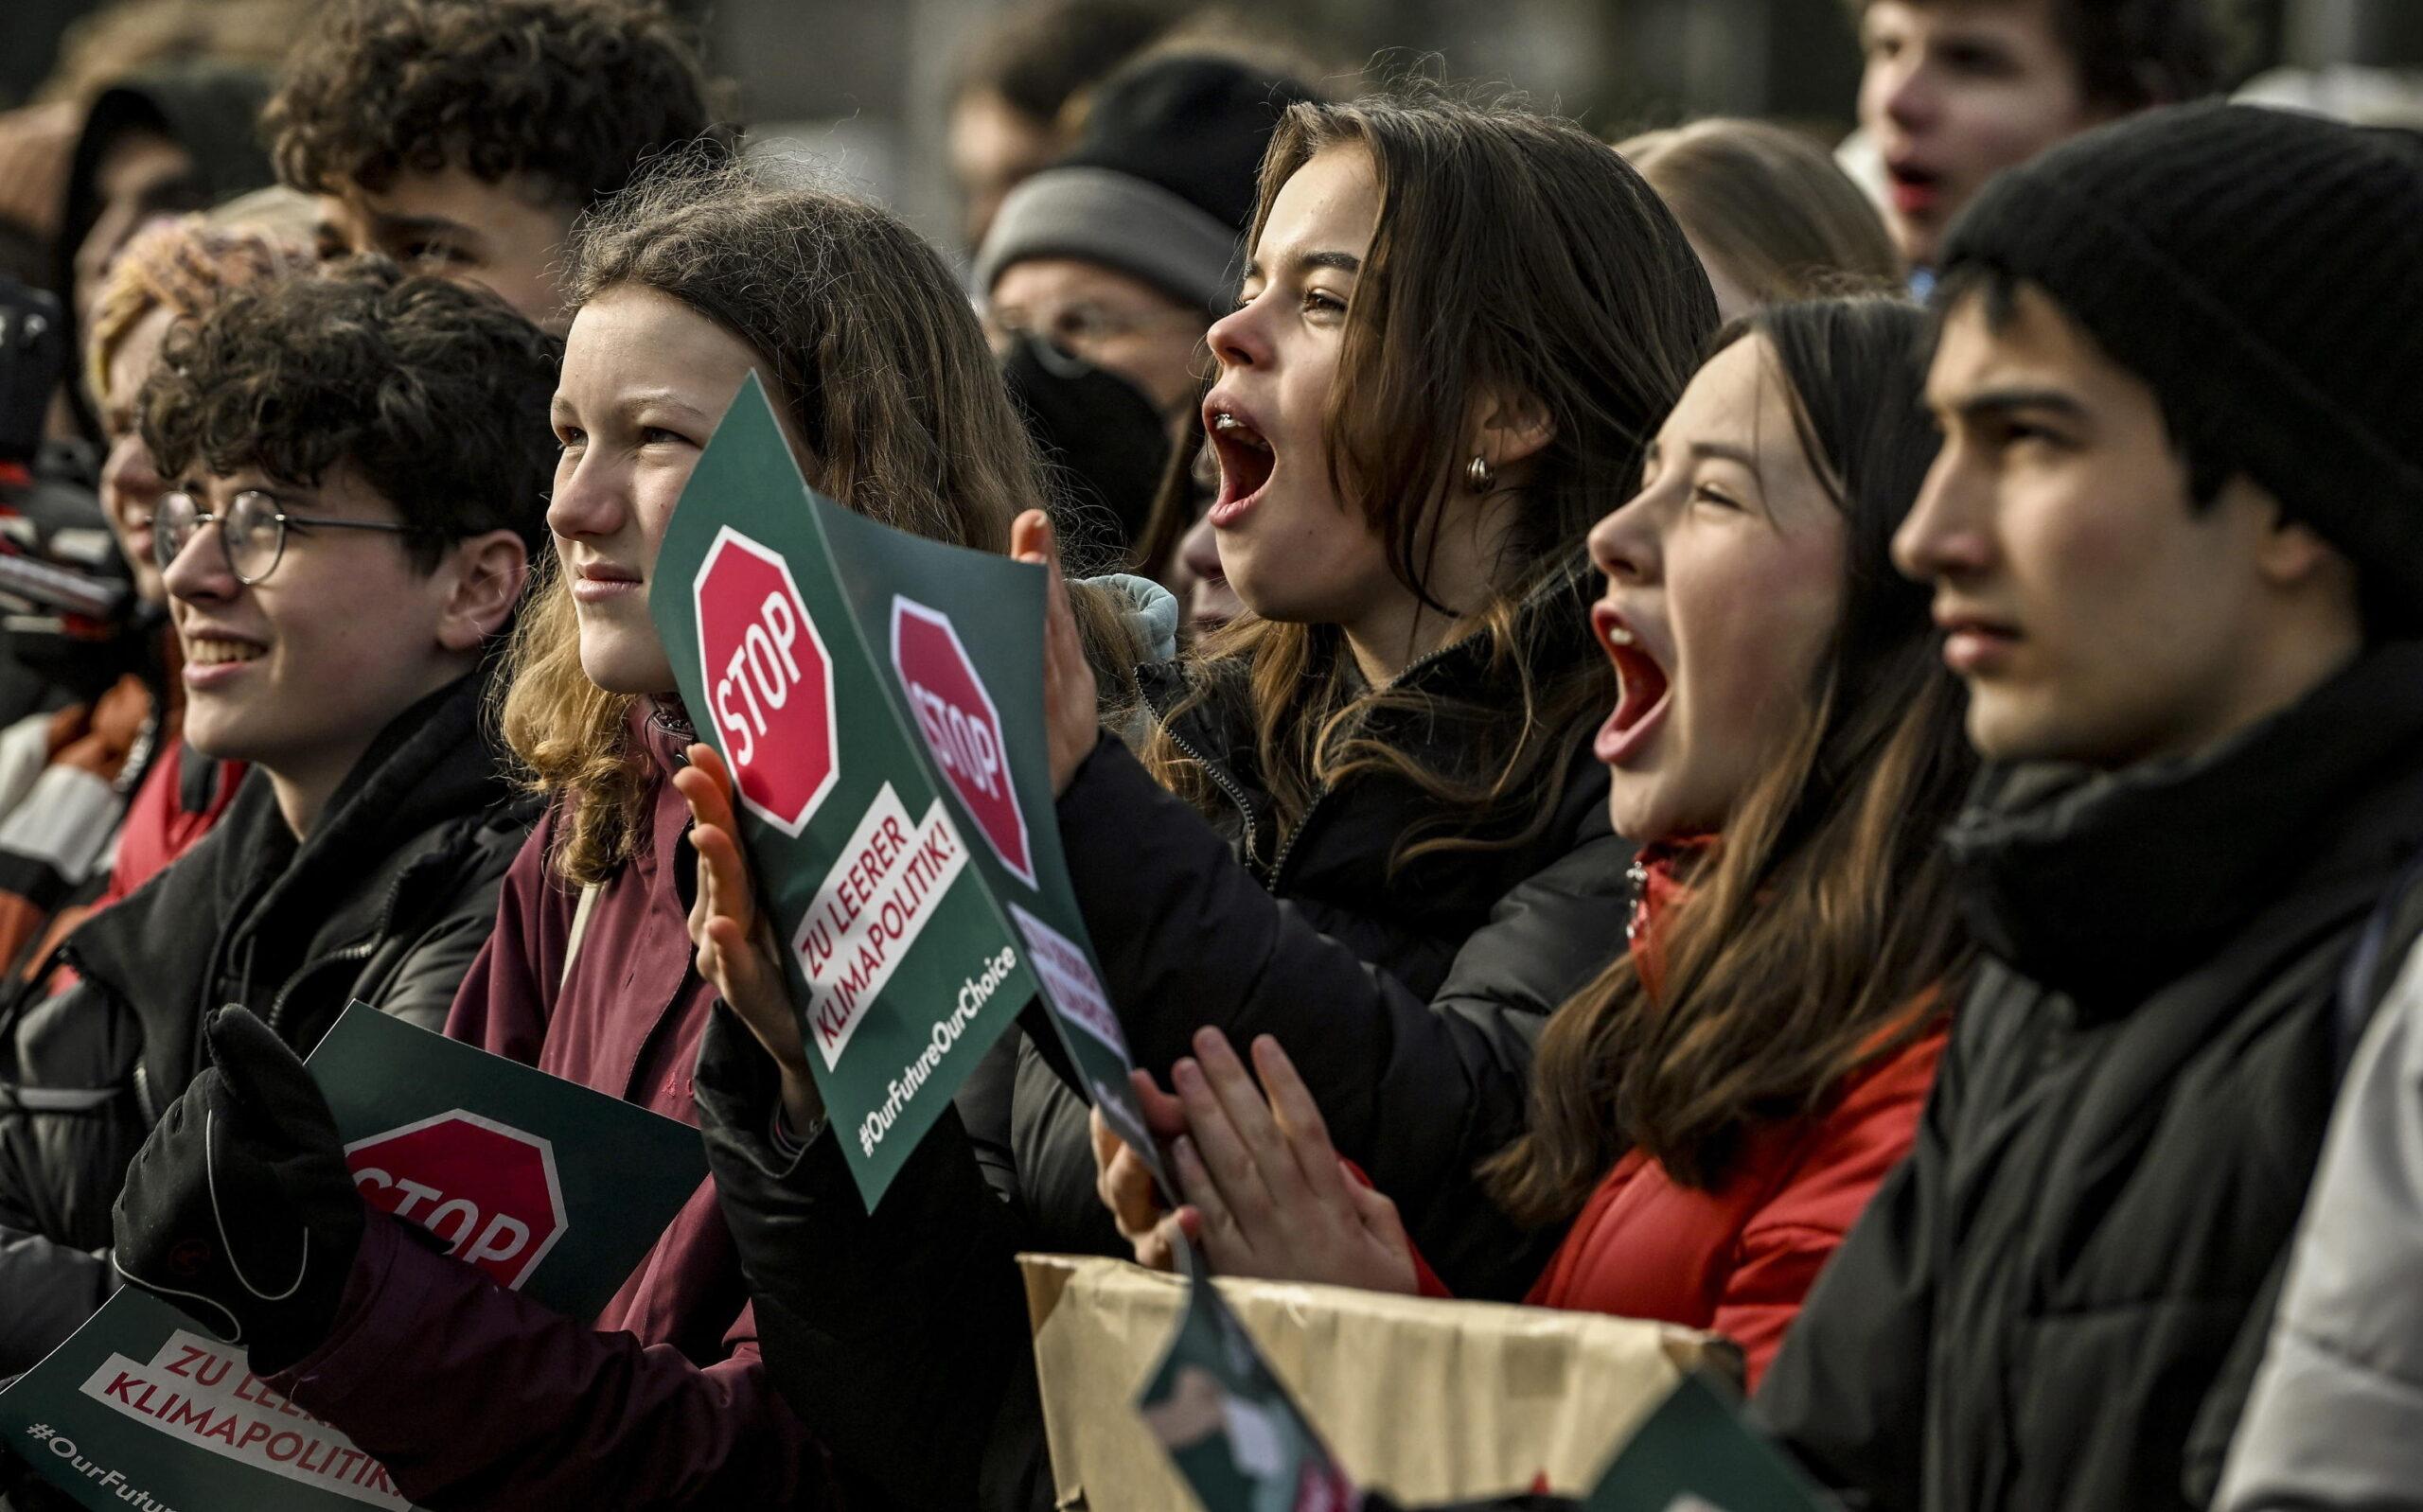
[0,1005,708,1511]
[1028,1253,1733,1508]
[650,374,1158,1205]
[1582,1374,1832,1512]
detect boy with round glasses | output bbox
[0,256,558,1382]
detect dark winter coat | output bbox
[704,589,1634,1511]
[268,712,822,1510]
[0,673,535,1376]
[1753,640,2423,1512]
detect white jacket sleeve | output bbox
[2218,937,2423,1511]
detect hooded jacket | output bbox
[54,64,276,440]
[702,585,1634,1511]
[1753,641,2423,1512]
[0,671,534,1375]
[265,712,822,1510]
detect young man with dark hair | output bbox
[1754,102,2423,1511]
[0,257,558,1379]
[266,0,719,325]
[1853,0,2222,269]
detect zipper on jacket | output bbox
[264,857,425,1036]
[1146,701,1262,870]
[1265,782,1335,896]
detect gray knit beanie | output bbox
[1939,102,2423,605]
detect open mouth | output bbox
[1885,161,1943,215]
[1206,407,1275,526]
[1591,605,1671,766]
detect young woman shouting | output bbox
[1106,298,1974,1388]
[685,90,1720,1508]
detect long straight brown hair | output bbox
[1142,88,1718,865]
[1487,299,1975,1218]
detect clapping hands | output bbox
[1093,1028,1419,1294]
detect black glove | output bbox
[112,1006,365,1374]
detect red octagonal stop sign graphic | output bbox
[345,1111,567,1291]
[892,595,1035,888]
[693,526,839,837]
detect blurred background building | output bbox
[6,0,2420,263]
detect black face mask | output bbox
[999,332,1172,568]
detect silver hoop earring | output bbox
[1465,454,1494,494]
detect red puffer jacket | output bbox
[1423,840,1947,1389]
[1518,1023,1943,1386]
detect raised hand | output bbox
[1092,1072,1189,1270]
[1162,1028,1419,1294]
[1009,509,1101,797]
[674,742,824,1134]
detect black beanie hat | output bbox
[975,54,1320,313]
[1939,101,2423,605]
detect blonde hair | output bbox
[83,215,309,419]
[1618,118,1899,308]
[500,154,1065,885]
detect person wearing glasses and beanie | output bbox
[0,256,555,1380]
[979,53,1319,562]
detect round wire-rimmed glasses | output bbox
[153,488,415,586]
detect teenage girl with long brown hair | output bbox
[685,88,1721,1508]
[1116,296,1973,1388]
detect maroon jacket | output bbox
[270,718,821,1508]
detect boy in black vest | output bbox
[1754,102,2423,1512]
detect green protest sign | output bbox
[0,1004,707,1511]
[650,374,1158,1206]
[1138,1249,1361,1512]
[1582,1373,1831,1512]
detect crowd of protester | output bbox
[0,0,2420,1509]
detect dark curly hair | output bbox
[138,255,562,571]
[265,0,721,209]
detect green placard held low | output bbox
[650,374,1159,1207]
[1582,1374,1833,1512]
[0,1004,707,1511]
[1139,1246,1362,1512]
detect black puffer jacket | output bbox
[702,587,1633,1512]
[0,673,538,1376]
[1753,641,2423,1512]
